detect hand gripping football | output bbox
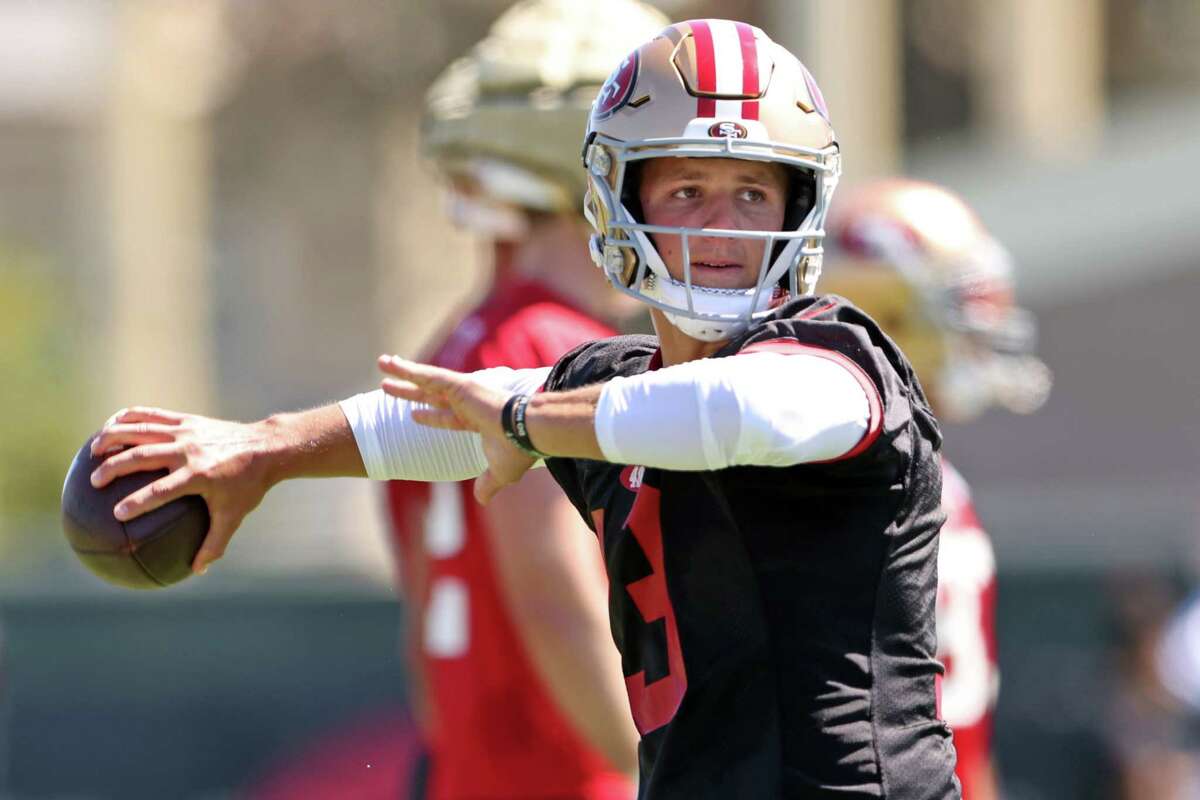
[61,436,210,589]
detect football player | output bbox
[384,2,667,798]
[92,20,961,798]
[823,179,1053,800]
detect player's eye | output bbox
[738,188,767,203]
[670,186,701,200]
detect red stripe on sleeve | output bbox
[690,20,717,117]
[735,22,760,120]
[797,297,838,320]
[738,338,884,462]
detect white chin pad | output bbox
[666,312,747,342]
[644,274,767,341]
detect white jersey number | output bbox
[936,526,996,729]
[422,481,469,658]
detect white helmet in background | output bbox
[823,179,1052,422]
[582,19,841,341]
[422,0,671,238]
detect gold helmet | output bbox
[823,179,1052,421]
[422,0,670,235]
[582,19,841,341]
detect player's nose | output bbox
[698,194,739,230]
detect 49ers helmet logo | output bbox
[594,52,639,120]
[707,121,748,139]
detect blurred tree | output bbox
[0,245,84,565]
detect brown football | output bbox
[61,436,209,589]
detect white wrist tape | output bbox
[594,352,874,470]
[340,366,550,481]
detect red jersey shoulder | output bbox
[432,313,490,371]
[482,301,613,371]
[431,283,613,372]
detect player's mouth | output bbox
[688,260,747,276]
[686,260,753,288]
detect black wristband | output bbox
[501,393,549,460]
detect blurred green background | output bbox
[0,247,83,570]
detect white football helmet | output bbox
[823,179,1052,422]
[422,0,670,237]
[582,19,841,341]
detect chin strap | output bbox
[643,273,778,342]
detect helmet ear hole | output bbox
[614,161,649,288]
[784,168,817,231]
[772,167,818,289]
[619,161,646,224]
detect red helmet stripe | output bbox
[690,20,717,117]
[735,22,760,120]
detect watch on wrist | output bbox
[501,393,549,460]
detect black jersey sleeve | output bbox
[541,334,660,393]
[539,334,660,532]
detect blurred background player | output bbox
[823,179,1053,800]
[384,2,669,799]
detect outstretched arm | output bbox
[89,365,550,575]
[377,347,877,481]
[91,347,874,574]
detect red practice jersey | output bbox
[386,278,629,800]
[936,460,999,799]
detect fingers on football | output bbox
[90,423,180,456]
[112,467,192,521]
[192,512,239,575]
[91,443,184,489]
[105,406,186,428]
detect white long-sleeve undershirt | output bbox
[340,352,875,481]
[594,351,872,470]
[340,365,549,482]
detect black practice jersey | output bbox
[543,295,959,799]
